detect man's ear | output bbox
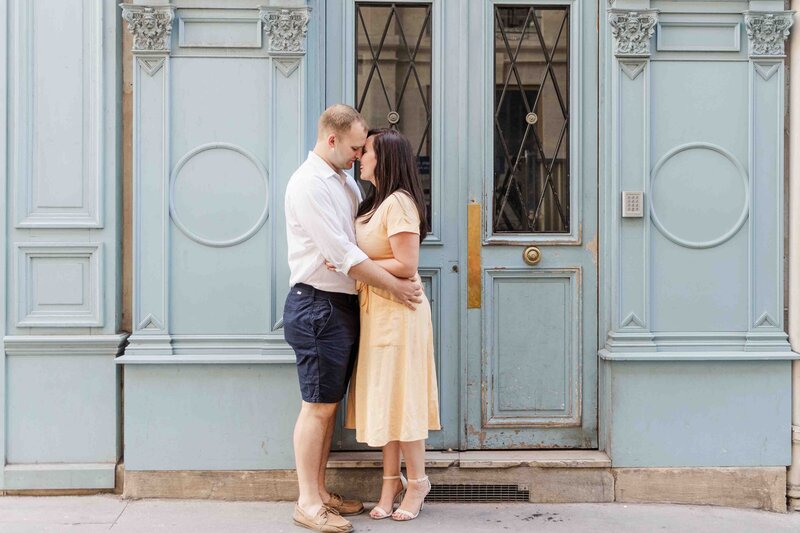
[327,133,336,149]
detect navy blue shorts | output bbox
[283,283,360,403]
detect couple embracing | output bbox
[283,104,441,532]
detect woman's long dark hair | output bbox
[356,128,428,241]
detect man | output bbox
[283,104,423,533]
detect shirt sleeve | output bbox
[385,192,421,237]
[289,181,368,274]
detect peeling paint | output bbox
[585,232,598,266]
[466,423,487,445]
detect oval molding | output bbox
[649,142,749,249]
[169,143,269,248]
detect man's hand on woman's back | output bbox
[390,274,423,310]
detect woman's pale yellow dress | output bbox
[344,191,441,447]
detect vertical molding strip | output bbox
[605,9,658,353]
[259,5,311,332]
[744,10,793,351]
[784,1,800,511]
[121,4,175,356]
[0,0,8,491]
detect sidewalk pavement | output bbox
[0,496,799,533]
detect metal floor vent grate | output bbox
[427,483,529,503]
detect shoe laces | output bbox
[321,504,341,517]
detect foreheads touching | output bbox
[316,104,368,171]
[317,104,366,139]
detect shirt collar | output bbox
[307,151,347,183]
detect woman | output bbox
[343,128,441,521]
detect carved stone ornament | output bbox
[120,4,175,53]
[259,7,311,54]
[744,11,794,57]
[608,10,658,57]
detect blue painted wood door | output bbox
[328,0,462,451]
[464,0,598,448]
[328,0,597,450]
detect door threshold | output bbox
[328,450,610,469]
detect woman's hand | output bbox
[324,259,337,272]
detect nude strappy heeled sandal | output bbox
[369,474,407,520]
[391,475,431,522]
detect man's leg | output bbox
[317,402,338,501]
[313,295,364,515]
[295,400,338,516]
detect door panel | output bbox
[330,0,461,451]
[466,0,597,449]
[485,268,580,426]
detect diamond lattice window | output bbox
[355,2,433,229]
[494,6,570,233]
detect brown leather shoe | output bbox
[292,503,353,533]
[324,492,365,516]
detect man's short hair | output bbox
[318,104,367,136]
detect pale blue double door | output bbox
[329,0,598,450]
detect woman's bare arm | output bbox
[375,231,419,278]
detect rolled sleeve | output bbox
[290,182,368,275]
[340,246,368,274]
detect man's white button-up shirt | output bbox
[285,151,368,294]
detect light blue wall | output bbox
[119,0,317,470]
[1,0,789,485]
[119,0,797,472]
[0,0,125,490]
[599,1,796,466]
[601,360,791,467]
[125,365,299,470]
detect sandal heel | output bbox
[391,475,430,522]
[370,474,407,520]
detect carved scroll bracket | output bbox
[608,10,659,58]
[120,4,175,54]
[744,11,795,58]
[259,6,312,56]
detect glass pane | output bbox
[355,2,433,230]
[494,6,570,234]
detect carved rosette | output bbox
[744,11,794,57]
[120,4,175,53]
[608,10,658,57]
[259,7,311,55]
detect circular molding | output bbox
[649,142,749,249]
[169,142,269,248]
[525,112,538,125]
[387,111,400,125]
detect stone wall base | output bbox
[613,467,787,513]
[120,465,788,513]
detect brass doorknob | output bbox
[523,246,541,266]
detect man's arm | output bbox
[291,183,422,308]
[347,259,422,309]
[290,183,369,273]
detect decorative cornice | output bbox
[608,10,658,57]
[3,334,129,356]
[259,6,311,55]
[120,4,175,53]
[744,11,794,58]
